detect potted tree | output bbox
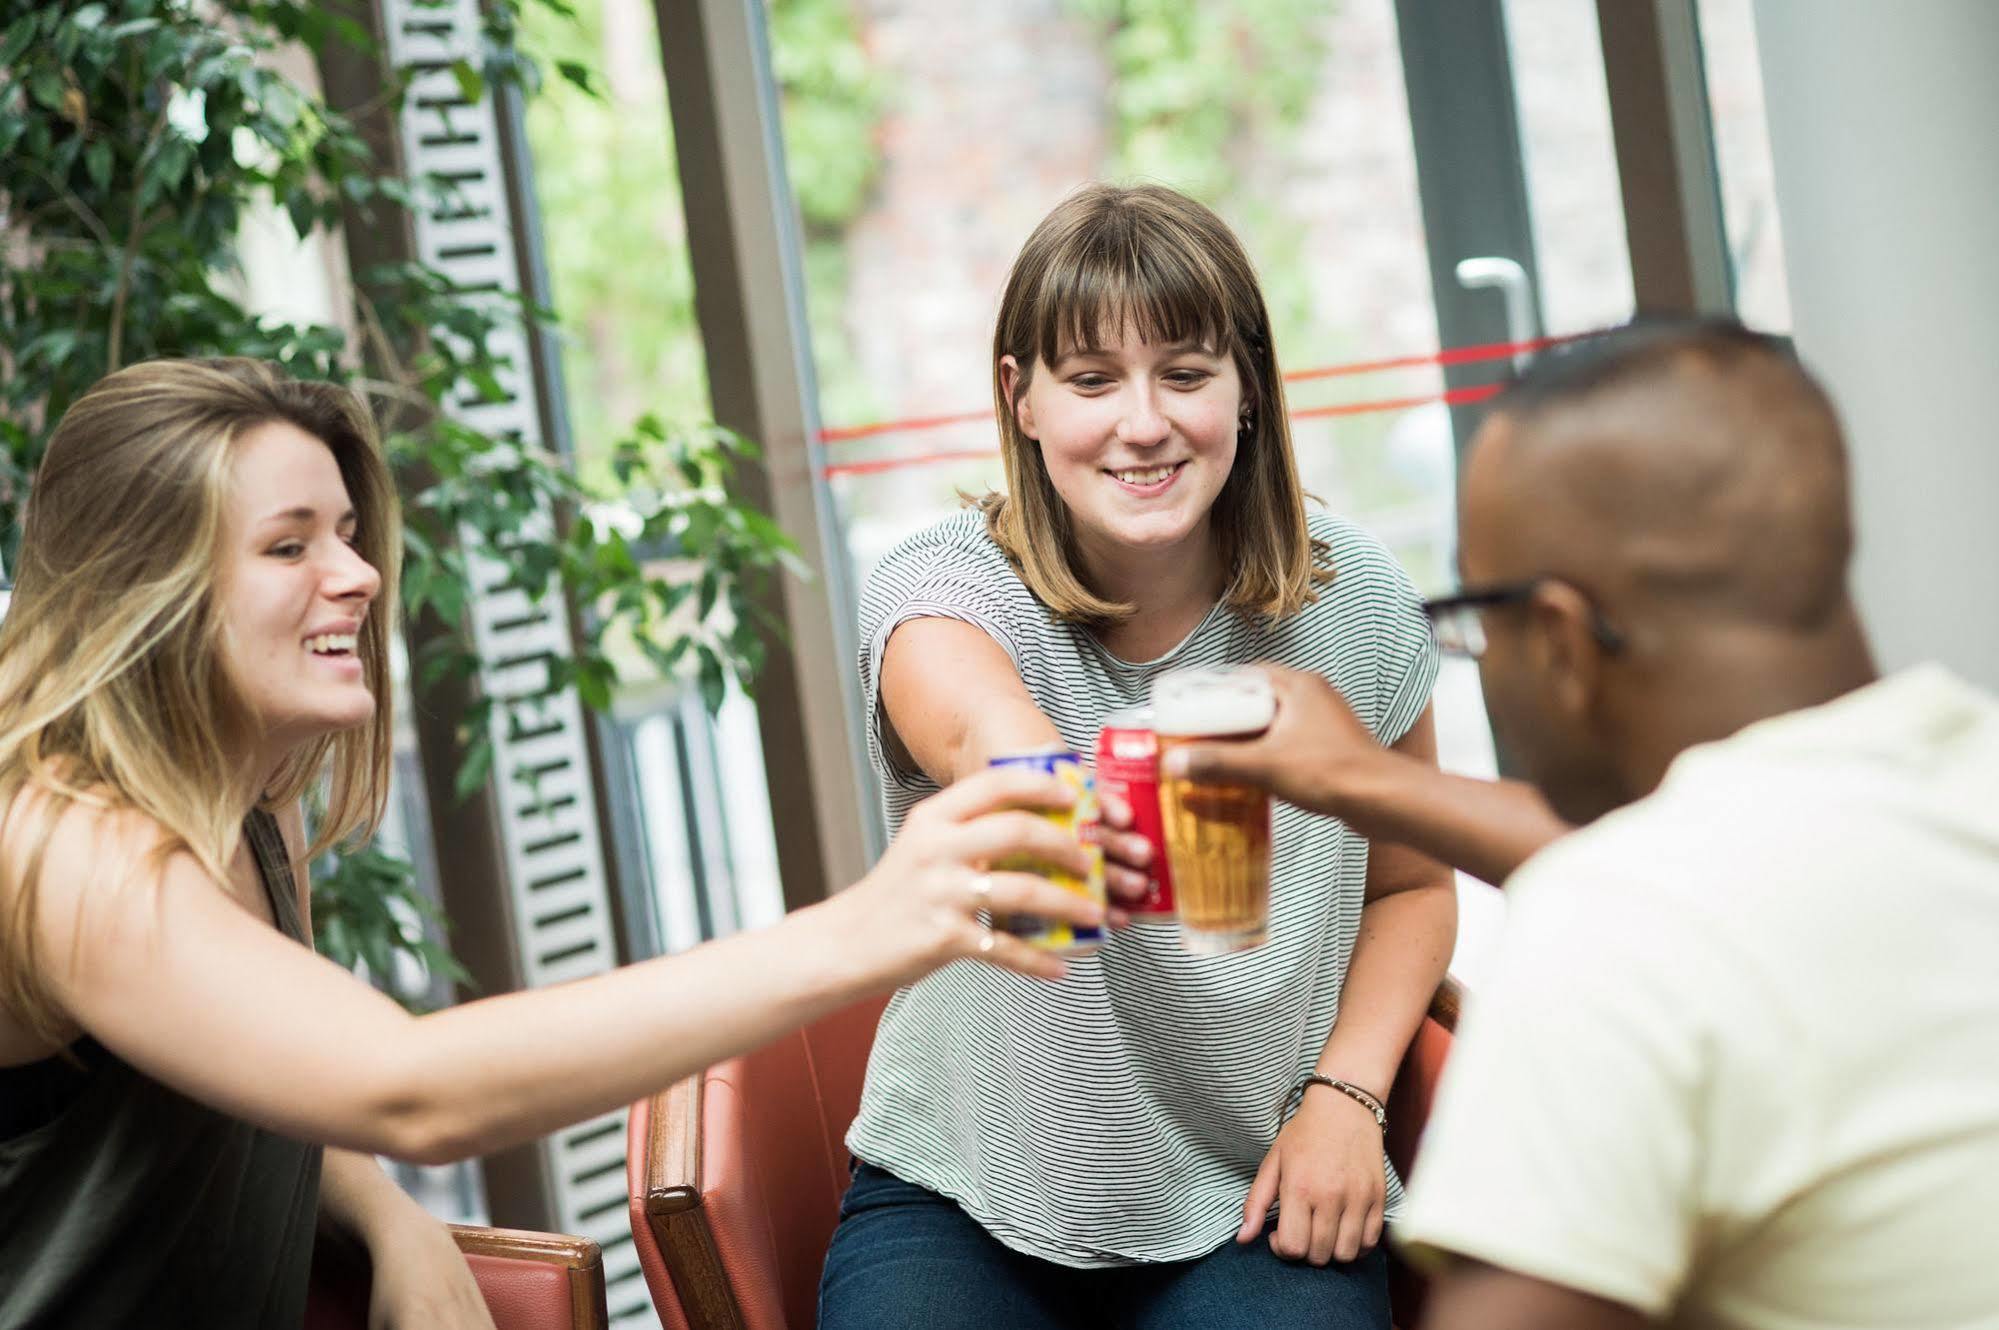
[0,0,802,992]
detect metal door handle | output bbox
[1455,256,1540,373]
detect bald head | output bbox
[1457,321,1877,824]
[1462,321,1854,634]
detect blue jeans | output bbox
[819,1163,1389,1330]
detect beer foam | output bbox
[1150,670,1275,736]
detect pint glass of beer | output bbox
[1150,668,1275,954]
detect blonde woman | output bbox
[0,358,1109,1329]
[819,185,1455,1329]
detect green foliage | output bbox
[766,0,881,234]
[1057,0,1332,367]
[0,0,799,1007]
[767,0,884,428]
[403,406,806,795]
[1070,0,1329,201]
[310,831,473,1003]
[0,0,366,501]
[519,0,708,462]
[521,0,884,456]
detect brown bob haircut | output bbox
[982,183,1329,624]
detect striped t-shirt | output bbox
[847,507,1440,1267]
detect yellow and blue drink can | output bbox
[986,748,1106,955]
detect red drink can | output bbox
[1094,707,1175,917]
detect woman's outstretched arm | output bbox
[18,767,1103,1165]
[881,616,1153,908]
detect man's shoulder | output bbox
[1515,739,1806,892]
[1498,739,1911,1013]
[1573,668,1999,899]
[1498,793,1755,986]
[1513,794,1694,885]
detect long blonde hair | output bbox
[983,183,1329,624]
[0,358,399,1043]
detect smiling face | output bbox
[215,420,383,760]
[1003,327,1243,562]
[984,184,1321,623]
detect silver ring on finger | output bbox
[968,870,994,910]
[977,926,997,956]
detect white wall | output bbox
[1752,0,1999,690]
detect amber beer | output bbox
[1151,668,1275,954]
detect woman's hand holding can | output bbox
[835,766,1109,986]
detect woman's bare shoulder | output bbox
[3,781,158,860]
[0,786,186,1050]
[0,786,190,941]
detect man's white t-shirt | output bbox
[1396,665,1999,1329]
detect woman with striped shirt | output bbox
[819,184,1455,1329]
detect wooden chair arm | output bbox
[307,1221,607,1330]
[447,1224,610,1330]
[633,1073,745,1330]
[448,1222,602,1267]
[1429,973,1465,1033]
[637,1074,704,1216]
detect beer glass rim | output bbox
[1150,666,1275,737]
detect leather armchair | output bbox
[304,1222,610,1330]
[628,994,889,1330]
[1386,975,1462,1329]
[628,980,1462,1330]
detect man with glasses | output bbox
[1167,318,1999,1329]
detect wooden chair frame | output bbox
[306,1221,609,1329]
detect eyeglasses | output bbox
[1421,578,1627,659]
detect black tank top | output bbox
[0,809,323,1328]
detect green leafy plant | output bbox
[1073,0,1328,201]
[1068,0,1330,353]
[0,0,802,1004]
[311,829,472,998]
[519,0,885,443]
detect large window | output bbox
[449,0,1789,985]
[522,0,784,958]
[1506,0,1634,337]
[1698,0,1793,331]
[761,0,1654,973]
